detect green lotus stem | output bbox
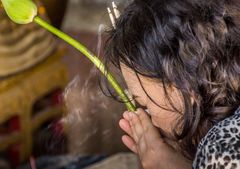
[34,17,136,111]
[1,0,136,111]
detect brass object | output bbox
[0,0,69,164]
[0,48,68,162]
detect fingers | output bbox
[119,118,132,137]
[121,109,153,143]
[136,108,152,131]
[129,111,144,142]
[120,109,162,154]
[122,135,137,153]
[129,109,162,148]
[120,111,138,153]
[137,109,161,140]
[120,111,133,137]
[123,111,131,121]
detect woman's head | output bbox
[105,0,240,158]
[121,64,184,140]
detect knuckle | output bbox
[131,113,138,122]
[130,118,137,126]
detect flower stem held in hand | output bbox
[1,0,136,111]
[33,16,136,111]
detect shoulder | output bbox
[193,109,240,169]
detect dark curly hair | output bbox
[104,0,240,158]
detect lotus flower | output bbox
[1,0,136,111]
[1,0,37,24]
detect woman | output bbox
[104,0,240,168]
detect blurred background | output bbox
[0,0,140,168]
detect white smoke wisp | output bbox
[63,67,127,155]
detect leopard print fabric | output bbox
[193,108,240,169]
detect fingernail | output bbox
[135,109,140,115]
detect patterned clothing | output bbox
[193,108,240,169]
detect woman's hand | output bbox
[119,108,192,169]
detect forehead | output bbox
[120,63,145,99]
[120,63,163,104]
[120,63,160,87]
[120,63,145,87]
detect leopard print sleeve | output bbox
[192,109,240,169]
